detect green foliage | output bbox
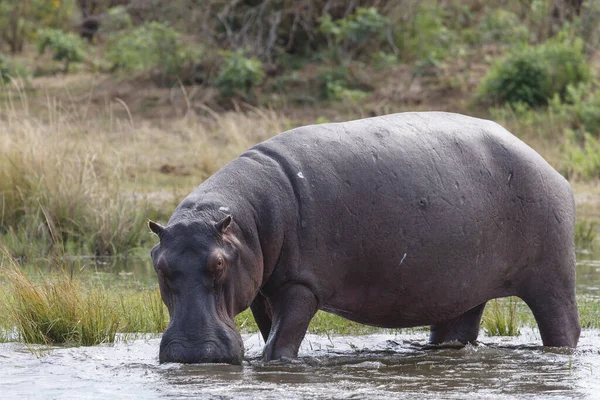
[214,50,264,97]
[0,55,27,84]
[478,37,590,107]
[103,6,132,32]
[563,130,600,180]
[107,22,201,85]
[393,1,458,63]
[578,296,600,329]
[0,0,75,54]
[319,7,388,60]
[324,80,368,102]
[37,28,86,73]
[318,67,368,102]
[575,219,598,250]
[550,83,600,136]
[479,9,530,44]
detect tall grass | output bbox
[482,297,522,337]
[4,263,120,345]
[575,219,598,250]
[1,252,168,345]
[0,83,289,258]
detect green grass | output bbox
[481,297,523,337]
[578,296,600,329]
[575,219,598,250]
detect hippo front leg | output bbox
[263,283,318,361]
[250,293,272,342]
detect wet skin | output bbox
[149,112,580,364]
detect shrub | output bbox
[479,9,529,44]
[37,28,86,73]
[319,7,389,60]
[563,130,600,180]
[102,6,133,32]
[214,50,264,97]
[550,83,600,136]
[0,0,75,54]
[107,22,201,85]
[478,37,590,107]
[392,2,457,63]
[318,67,369,102]
[0,55,28,84]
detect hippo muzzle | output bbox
[159,327,244,364]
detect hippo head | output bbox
[148,215,260,364]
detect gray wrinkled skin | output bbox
[149,112,580,364]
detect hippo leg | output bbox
[429,302,487,345]
[263,284,318,361]
[519,270,580,347]
[250,293,272,342]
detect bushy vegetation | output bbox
[0,54,27,84]
[478,9,530,45]
[478,36,590,107]
[37,28,87,73]
[214,50,264,98]
[107,21,202,85]
[1,254,167,345]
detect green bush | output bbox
[479,9,529,44]
[550,83,600,136]
[0,0,75,54]
[392,2,457,63]
[214,50,264,97]
[107,22,201,85]
[478,37,590,107]
[563,130,600,180]
[318,67,368,102]
[319,7,389,60]
[0,55,27,84]
[102,6,132,32]
[37,28,86,73]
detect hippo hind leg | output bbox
[429,302,486,345]
[518,262,580,348]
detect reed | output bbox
[482,297,522,337]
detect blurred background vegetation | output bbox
[1,0,600,257]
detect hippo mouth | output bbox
[159,337,244,364]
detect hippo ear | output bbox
[215,215,232,234]
[148,220,165,238]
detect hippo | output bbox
[149,112,580,364]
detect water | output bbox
[2,253,600,399]
[1,331,599,399]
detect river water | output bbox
[1,254,599,399]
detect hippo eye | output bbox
[217,257,223,267]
